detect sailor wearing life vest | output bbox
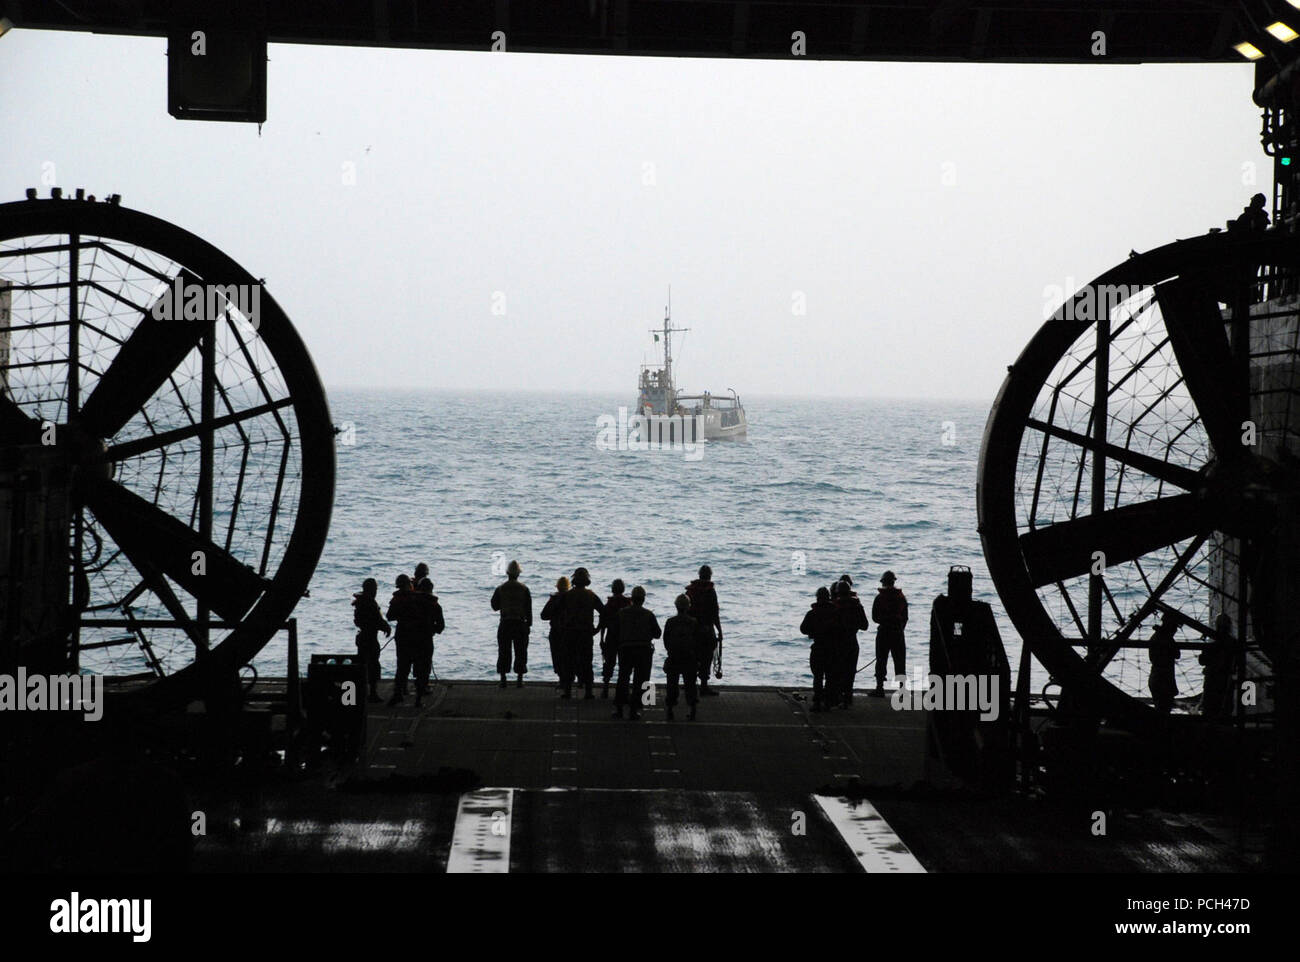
[541,576,570,687]
[352,577,391,703]
[1147,614,1180,714]
[386,574,419,706]
[800,586,839,712]
[598,580,633,698]
[490,560,532,689]
[612,585,661,720]
[663,593,699,720]
[685,565,723,696]
[410,577,444,707]
[871,571,909,696]
[832,577,869,708]
[559,567,605,699]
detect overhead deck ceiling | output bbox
[0,1,1271,64]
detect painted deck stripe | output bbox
[446,787,513,874]
[813,795,926,874]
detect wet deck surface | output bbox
[189,680,1261,872]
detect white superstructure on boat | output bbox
[636,303,747,441]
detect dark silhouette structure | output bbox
[10,4,1249,65]
[0,195,336,711]
[928,566,1013,790]
[1200,613,1235,719]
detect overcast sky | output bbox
[1,30,1263,401]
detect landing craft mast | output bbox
[656,307,689,406]
[643,290,688,416]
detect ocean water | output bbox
[267,389,1020,688]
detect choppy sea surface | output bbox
[263,389,1023,688]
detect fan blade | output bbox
[1020,494,1211,588]
[81,475,269,623]
[76,270,209,439]
[1154,277,1247,460]
[1026,417,1202,491]
[104,396,294,462]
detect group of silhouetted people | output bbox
[799,570,909,711]
[535,564,723,720]
[1147,611,1235,718]
[353,561,724,721]
[351,563,445,707]
[356,560,1236,719]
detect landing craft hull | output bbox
[700,413,747,440]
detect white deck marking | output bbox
[813,795,926,873]
[446,787,513,873]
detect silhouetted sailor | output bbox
[1199,612,1234,719]
[386,574,418,705]
[411,577,444,708]
[352,577,391,703]
[800,586,839,712]
[663,593,698,720]
[612,585,661,720]
[491,560,533,688]
[1229,193,1269,233]
[541,576,570,688]
[685,565,723,696]
[1148,614,1180,714]
[598,579,633,698]
[871,570,909,696]
[832,579,869,708]
[560,567,605,699]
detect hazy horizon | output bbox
[324,382,991,404]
